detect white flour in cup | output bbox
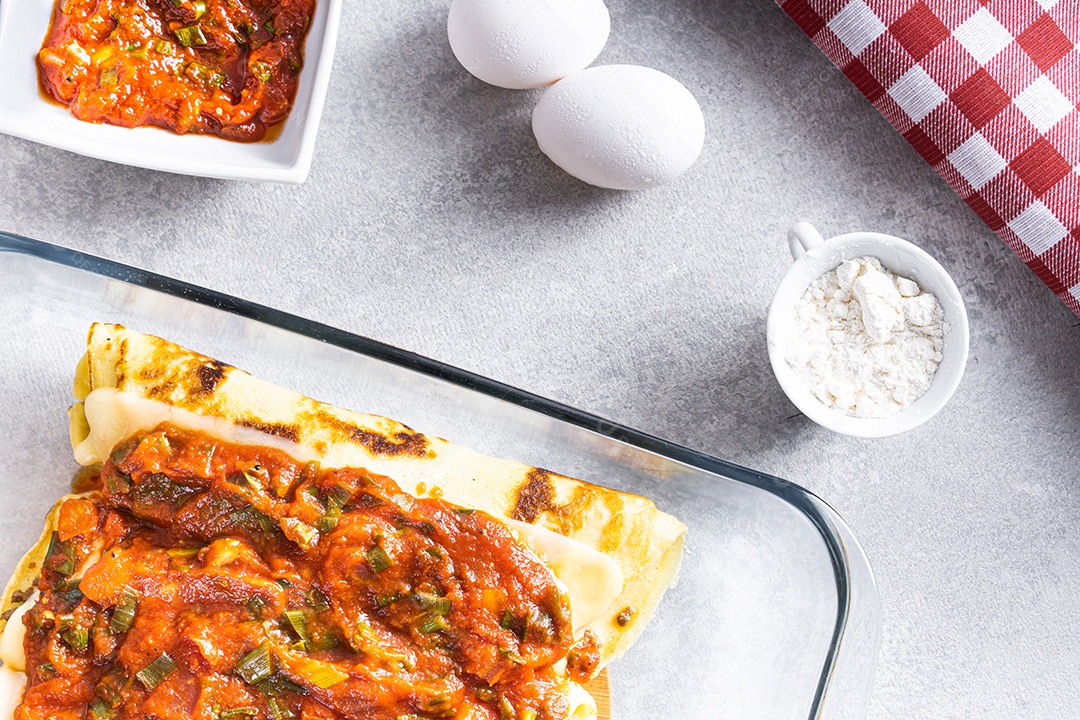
[785,256,946,419]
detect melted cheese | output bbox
[0,599,29,720]
[0,666,26,720]
[74,389,321,466]
[569,681,599,719]
[0,592,34,672]
[507,519,623,633]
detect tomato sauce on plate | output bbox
[14,425,595,720]
[36,0,314,141]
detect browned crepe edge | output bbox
[0,499,67,637]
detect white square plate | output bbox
[0,0,342,183]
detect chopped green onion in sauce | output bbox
[166,546,201,561]
[416,614,449,634]
[327,485,352,508]
[267,698,295,720]
[94,670,129,707]
[58,579,84,606]
[45,532,75,576]
[314,514,338,533]
[249,60,273,83]
[414,591,451,616]
[247,595,268,618]
[351,620,377,652]
[235,642,274,685]
[109,437,139,466]
[185,62,226,89]
[256,675,308,697]
[109,585,139,634]
[136,653,177,690]
[58,616,88,651]
[174,25,207,47]
[365,545,392,572]
[105,472,132,495]
[283,610,312,649]
[279,517,319,549]
[306,587,330,613]
[313,484,351,531]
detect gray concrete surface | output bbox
[2,0,1079,717]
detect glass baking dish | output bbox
[0,232,881,720]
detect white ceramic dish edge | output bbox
[0,0,343,183]
[766,222,970,439]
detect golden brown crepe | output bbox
[0,499,66,629]
[3,323,686,678]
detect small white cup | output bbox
[766,222,970,438]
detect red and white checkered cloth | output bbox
[778,0,1080,316]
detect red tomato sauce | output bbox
[15,425,583,720]
[36,0,314,141]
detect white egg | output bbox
[532,64,706,190]
[447,0,610,90]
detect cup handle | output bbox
[788,222,825,261]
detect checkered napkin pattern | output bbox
[777,0,1080,316]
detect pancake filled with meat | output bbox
[1,323,687,720]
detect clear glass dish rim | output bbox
[0,230,878,719]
